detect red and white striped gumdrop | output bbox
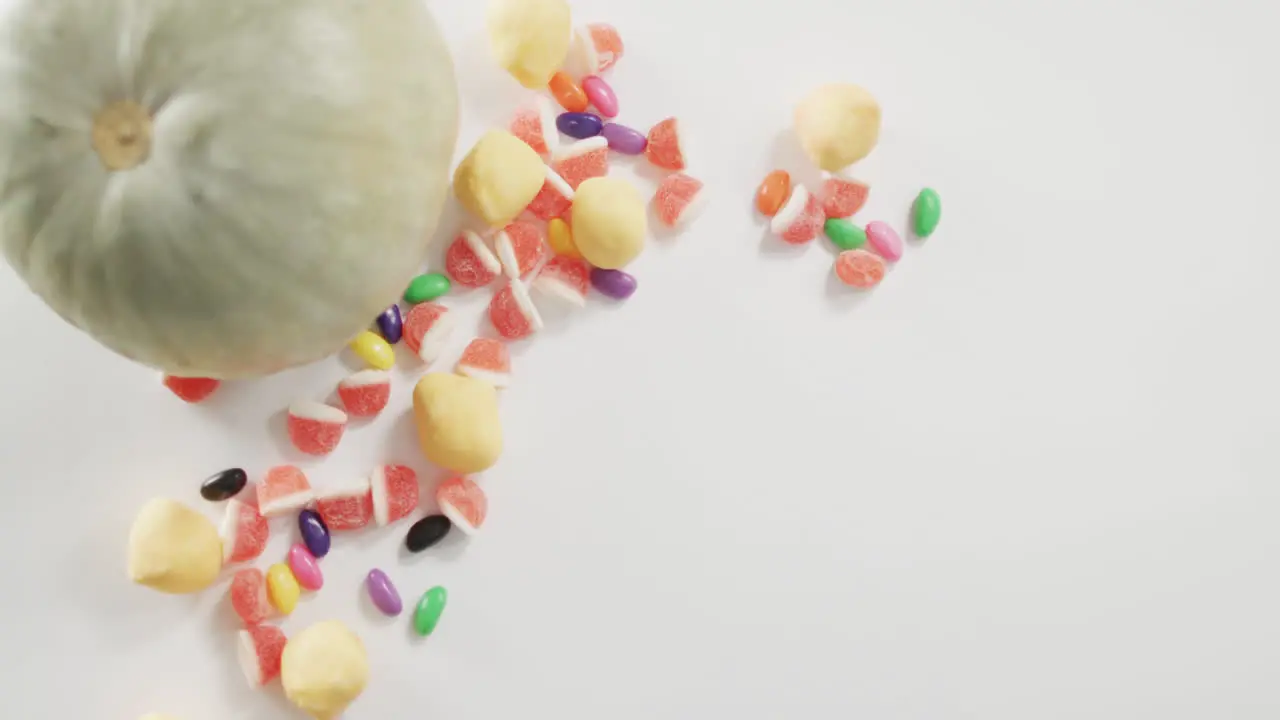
[495,221,547,278]
[551,137,609,190]
[489,280,544,340]
[771,185,823,244]
[371,465,419,527]
[526,165,575,221]
[532,255,590,307]
[455,338,512,388]
[162,375,220,403]
[835,249,887,289]
[402,302,458,365]
[220,499,269,564]
[445,230,501,288]
[337,370,391,418]
[570,23,624,74]
[314,479,374,531]
[509,96,558,155]
[286,402,346,456]
[653,172,707,229]
[645,117,687,171]
[256,465,313,518]
[437,476,488,535]
[230,568,272,626]
[238,624,286,688]
[821,173,870,219]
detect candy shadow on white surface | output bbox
[423,193,467,275]
[823,268,878,311]
[758,225,813,259]
[768,129,824,191]
[264,408,310,464]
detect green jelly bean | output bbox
[912,188,942,238]
[823,218,866,251]
[413,586,448,636]
[404,273,451,304]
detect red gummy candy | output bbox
[551,137,609,190]
[230,568,272,626]
[572,23,624,75]
[337,370,391,418]
[163,376,220,403]
[371,464,419,527]
[220,499,270,564]
[525,166,575,221]
[509,97,557,155]
[771,185,823,244]
[257,465,313,518]
[821,174,870,219]
[455,338,512,388]
[532,255,590,307]
[653,172,707,228]
[645,117,686,171]
[238,624,286,687]
[835,250,887,289]
[314,479,374,531]
[402,302,457,365]
[286,401,346,456]
[488,281,543,340]
[437,476,488,534]
[495,221,547,278]
[445,231,501,288]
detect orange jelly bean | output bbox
[755,170,791,216]
[548,71,589,113]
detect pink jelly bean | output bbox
[287,544,323,591]
[581,76,618,118]
[865,221,903,262]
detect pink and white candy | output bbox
[286,401,347,456]
[371,464,419,527]
[337,370,391,418]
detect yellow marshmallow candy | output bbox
[793,83,882,172]
[127,499,222,595]
[487,0,572,89]
[282,621,369,720]
[413,373,503,474]
[453,130,546,227]
[571,177,646,269]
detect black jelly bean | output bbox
[200,468,247,502]
[405,515,452,553]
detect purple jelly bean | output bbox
[556,112,603,139]
[298,509,331,558]
[376,305,403,344]
[601,124,647,155]
[590,268,638,300]
[581,76,618,118]
[366,569,403,616]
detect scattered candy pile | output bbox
[132,4,945,718]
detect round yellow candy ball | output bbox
[793,83,882,172]
[571,177,647,269]
[282,621,369,720]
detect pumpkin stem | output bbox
[91,101,153,171]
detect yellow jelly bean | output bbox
[547,217,581,259]
[267,563,301,615]
[349,330,395,370]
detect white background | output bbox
[2,0,1278,718]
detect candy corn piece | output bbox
[551,136,609,190]
[525,165,575,220]
[771,185,823,244]
[495,221,547,278]
[403,302,458,365]
[371,465,419,527]
[256,465,313,518]
[221,499,269,564]
[286,401,347,456]
[163,375,220,403]
[532,255,590,307]
[238,625,286,687]
[230,568,272,626]
[445,230,501,288]
[653,172,707,229]
[337,370,391,418]
[455,338,512,388]
[645,117,687,171]
[437,476,488,535]
[314,479,374,531]
[570,23,624,75]
[821,173,870,219]
[509,96,558,155]
[489,280,543,340]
